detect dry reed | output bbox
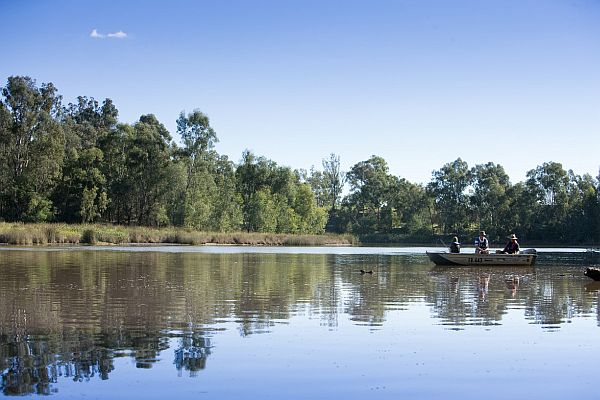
[0,222,355,246]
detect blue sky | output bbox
[2,0,599,184]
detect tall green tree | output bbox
[247,188,278,233]
[98,123,130,224]
[54,96,117,222]
[305,167,328,208]
[388,178,431,235]
[294,183,327,234]
[470,162,512,237]
[322,153,345,211]
[63,96,118,148]
[236,151,277,231]
[57,147,108,222]
[122,115,173,225]
[344,156,394,233]
[174,110,220,228]
[565,173,599,243]
[176,110,218,186]
[427,158,472,234]
[209,155,243,231]
[524,162,570,240]
[236,150,326,233]
[0,76,64,221]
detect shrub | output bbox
[81,229,97,245]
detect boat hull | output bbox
[426,250,537,266]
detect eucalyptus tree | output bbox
[63,96,118,148]
[305,167,328,208]
[294,183,327,234]
[0,76,64,221]
[388,178,431,235]
[208,155,243,231]
[427,158,472,234]
[175,110,221,228]
[344,155,395,233]
[247,188,278,232]
[54,96,117,222]
[470,162,512,237]
[322,153,345,211]
[122,114,174,225]
[501,182,529,239]
[176,110,218,185]
[564,172,599,243]
[235,151,277,231]
[235,150,326,233]
[57,147,108,223]
[0,101,9,218]
[98,123,130,224]
[524,162,570,240]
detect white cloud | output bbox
[90,29,104,38]
[90,29,128,39]
[107,30,127,39]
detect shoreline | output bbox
[0,223,595,248]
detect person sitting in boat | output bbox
[449,237,460,253]
[475,231,490,254]
[501,234,520,254]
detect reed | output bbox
[0,222,355,246]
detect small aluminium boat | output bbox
[426,249,537,266]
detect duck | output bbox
[360,269,373,274]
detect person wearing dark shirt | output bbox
[502,234,520,254]
[475,231,490,254]
[449,237,460,253]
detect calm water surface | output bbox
[1,246,599,399]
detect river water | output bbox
[0,246,599,399]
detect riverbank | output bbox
[0,223,357,246]
[358,232,597,248]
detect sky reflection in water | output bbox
[0,247,599,399]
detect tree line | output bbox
[1,76,599,244]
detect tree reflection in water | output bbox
[0,330,213,394]
[174,333,212,377]
[0,333,114,395]
[0,249,598,395]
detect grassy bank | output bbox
[0,223,356,246]
[358,232,437,245]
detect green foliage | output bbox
[235,151,324,234]
[0,76,65,221]
[80,187,108,223]
[2,75,599,245]
[81,228,97,244]
[209,156,243,231]
[470,162,512,235]
[121,115,173,225]
[53,96,115,223]
[177,110,218,161]
[306,153,345,211]
[344,155,394,233]
[25,194,55,223]
[248,188,278,232]
[427,158,471,234]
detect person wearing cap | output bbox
[475,231,490,254]
[449,237,460,253]
[501,234,520,254]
